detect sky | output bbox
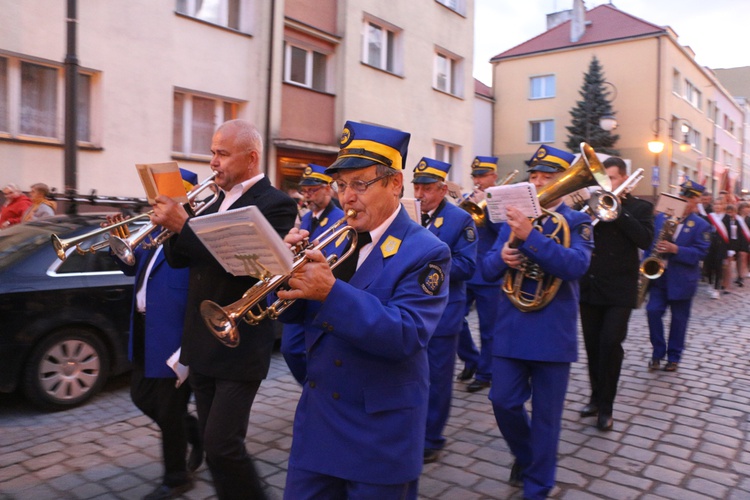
[473,0,748,86]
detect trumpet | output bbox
[458,169,518,227]
[201,210,358,348]
[51,173,218,262]
[581,168,645,226]
[109,173,219,265]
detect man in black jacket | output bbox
[152,119,297,499]
[579,157,654,431]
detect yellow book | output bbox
[136,161,189,204]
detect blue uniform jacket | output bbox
[647,212,710,301]
[482,203,593,362]
[115,246,190,378]
[279,206,451,484]
[467,212,503,286]
[427,200,477,305]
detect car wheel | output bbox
[23,328,110,411]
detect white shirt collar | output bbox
[218,173,264,212]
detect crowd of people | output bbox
[12,117,750,500]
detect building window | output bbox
[284,43,328,92]
[176,0,241,30]
[362,18,401,74]
[529,75,555,99]
[530,120,554,143]
[0,55,94,143]
[672,69,681,94]
[434,52,462,96]
[435,0,465,15]
[434,141,457,181]
[173,90,239,157]
[684,80,702,110]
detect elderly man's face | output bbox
[300,184,332,213]
[414,182,447,213]
[471,171,498,190]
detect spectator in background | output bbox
[1,183,32,228]
[22,183,57,222]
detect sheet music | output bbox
[654,193,687,217]
[485,182,542,223]
[401,198,422,224]
[189,206,293,277]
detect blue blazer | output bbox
[115,246,190,378]
[483,203,593,362]
[467,210,503,286]
[647,212,710,301]
[279,207,451,484]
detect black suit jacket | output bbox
[164,176,297,381]
[580,194,654,308]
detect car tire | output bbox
[23,328,110,411]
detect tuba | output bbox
[502,143,611,312]
[458,169,518,227]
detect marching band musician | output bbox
[281,164,344,384]
[412,157,477,464]
[456,156,502,393]
[483,145,594,500]
[646,180,711,372]
[579,157,654,432]
[151,119,298,500]
[275,121,450,499]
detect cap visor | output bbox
[325,157,380,174]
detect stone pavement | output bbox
[1,280,749,499]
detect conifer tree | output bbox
[565,56,620,155]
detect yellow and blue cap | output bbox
[326,121,410,173]
[412,157,451,184]
[526,145,574,173]
[179,168,198,190]
[471,156,498,176]
[299,164,332,186]
[680,179,705,198]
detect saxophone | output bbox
[636,215,679,307]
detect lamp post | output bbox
[584,80,618,144]
[647,117,693,201]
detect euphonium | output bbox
[458,169,518,227]
[502,143,611,312]
[201,210,358,348]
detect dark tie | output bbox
[310,216,320,234]
[421,213,431,227]
[333,232,372,282]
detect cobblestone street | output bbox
[1,281,749,499]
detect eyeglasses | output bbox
[330,173,391,194]
[299,185,324,196]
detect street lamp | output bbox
[598,81,619,132]
[647,117,693,200]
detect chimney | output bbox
[570,0,586,42]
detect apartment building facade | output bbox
[489,3,743,199]
[0,0,476,199]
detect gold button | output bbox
[309,381,316,388]
[334,360,342,367]
[332,392,340,400]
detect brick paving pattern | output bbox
[1,281,748,499]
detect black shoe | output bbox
[509,460,523,487]
[664,361,678,372]
[579,403,599,417]
[456,366,477,381]
[596,413,613,431]
[648,359,661,371]
[143,481,193,500]
[467,379,491,393]
[423,448,440,464]
[187,441,204,473]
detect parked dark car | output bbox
[0,214,136,410]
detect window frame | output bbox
[529,74,555,100]
[435,0,465,15]
[361,16,402,75]
[0,53,96,145]
[529,119,554,143]
[175,0,244,31]
[172,89,241,159]
[283,42,329,92]
[433,141,458,182]
[433,49,463,97]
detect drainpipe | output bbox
[263,0,276,177]
[64,0,79,213]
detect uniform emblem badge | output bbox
[340,126,352,146]
[336,233,348,248]
[416,160,428,172]
[434,217,444,228]
[580,224,592,241]
[320,217,328,227]
[464,226,476,242]
[380,235,401,257]
[687,220,695,227]
[419,262,445,295]
[304,166,313,175]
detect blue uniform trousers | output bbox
[424,300,462,450]
[285,465,418,500]
[456,284,499,382]
[646,285,693,363]
[489,357,570,500]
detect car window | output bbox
[56,241,122,274]
[0,225,53,270]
